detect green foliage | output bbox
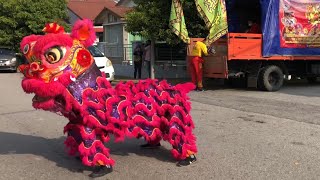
[125,0,208,44]
[0,0,70,51]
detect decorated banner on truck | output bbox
[279,0,320,48]
[194,0,228,46]
[262,0,320,56]
[169,0,228,46]
[169,0,190,44]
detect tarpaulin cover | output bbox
[261,0,320,56]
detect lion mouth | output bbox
[32,95,66,105]
[32,94,67,113]
[32,95,51,103]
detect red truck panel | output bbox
[228,33,320,60]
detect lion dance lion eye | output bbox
[23,44,30,54]
[45,46,66,64]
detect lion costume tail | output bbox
[175,82,196,94]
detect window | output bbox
[108,14,117,23]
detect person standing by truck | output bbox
[190,40,208,91]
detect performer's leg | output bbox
[190,57,197,86]
[140,125,162,149]
[197,57,204,91]
[192,57,201,89]
[64,124,114,178]
[165,121,197,166]
[140,139,161,148]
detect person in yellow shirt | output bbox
[190,40,208,91]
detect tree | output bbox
[0,0,70,51]
[125,0,208,44]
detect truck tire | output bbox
[258,65,284,91]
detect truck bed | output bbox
[228,33,320,60]
[187,34,320,79]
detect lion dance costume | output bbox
[19,19,197,178]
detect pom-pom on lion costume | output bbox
[19,19,198,178]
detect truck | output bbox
[187,0,320,91]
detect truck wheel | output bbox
[258,65,284,91]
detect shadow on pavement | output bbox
[0,132,175,173]
[278,80,320,97]
[202,78,320,96]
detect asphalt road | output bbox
[1,73,320,180]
